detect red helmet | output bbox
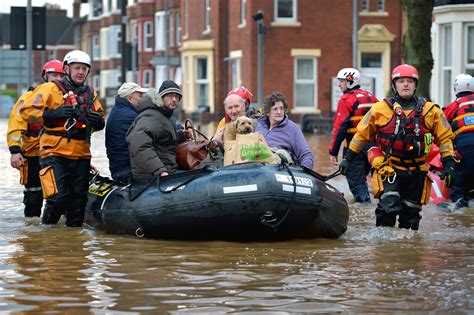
[227,86,253,103]
[391,64,419,81]
[41,60,66,82]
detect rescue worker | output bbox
[7,60,65,217]
[339,64,456,230]
[329,68,379,203]
[20,50,105,227]
[442,73,474,208]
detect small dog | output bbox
[223,116,254,141]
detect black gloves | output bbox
[440,156,456,188]
[42,106,75,122]
[339,148,357,175]
[87,111,105,131]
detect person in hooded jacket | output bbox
[105,82,147,182]
[442,74,474,208]
[126,80,191,178]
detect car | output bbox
[0,95,15,118]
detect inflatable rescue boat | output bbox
[85,162,349,241]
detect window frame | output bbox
[274,0,297,23]
[155,11,166,51]
[293,56,317,110]
[240,0,247,26]
[142,69,153,87]
[465,23,474,75]
[91,34,100,61]
[143,20,153,52]
[442,24,453,105]
[176,11,182,45]
[195,56,209,107]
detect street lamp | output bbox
[253,10,265,106]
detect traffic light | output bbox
[10,6,46,50]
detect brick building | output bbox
[76,0,403,123]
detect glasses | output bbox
[165,93,181,100]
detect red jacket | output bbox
[329,89,378,156]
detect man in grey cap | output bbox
[105,82,147,182]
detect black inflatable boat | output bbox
[85,163,349,241]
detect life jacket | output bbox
[44,80,95,140]
[375,98,431,164]
[346,89,378,134]
[449,94,474,136]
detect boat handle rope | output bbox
[158,165,216,194]
[261,158,297,232]
[302,167,341,182]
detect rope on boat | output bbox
[261,155,297,232]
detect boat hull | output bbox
[85,163,349,241]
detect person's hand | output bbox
[10,153,26,169]
[214,128,224,142]
[339,149,357,175]
[88,111,105,130]
[160,171,169,177]
[183,129,194,140]
[42,106,75,121]
[330,155,338,165]
[440,156,455,188]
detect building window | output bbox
[466,25,474,76]
[376,0,385,12]
[142,21,153,52]
[176,12,182,45]
[169,12,175,48]
[231,58,241,89]
[184,0,189,37]
[241,0,247,25]
[107,25,121,58]
[92,74,100,91]
[442,24,452,105]
[361,52,382,67]
[294,57,316,108]
[99,27,109,60]
[155,11,166,51]
[91,35,100,61]
[116,28,121,57]
[143,69,153,87]
[275,0,297,22]
[90,0,102,18]
[204,0,211,32]
[361,0,369,12]
[195,57,209,107]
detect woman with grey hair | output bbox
[256,91,314,169]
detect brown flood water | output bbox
[0,118,472,313]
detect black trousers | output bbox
[375,169,426,230]
[40,156,90,227]
[23,155,43,217]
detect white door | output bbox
[360,52,384,99]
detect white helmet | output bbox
[453,74,474,94]
[337,68,360,89]
[63,50,91,68]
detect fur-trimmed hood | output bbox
[137,88,164,112]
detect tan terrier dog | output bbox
[223,116,254,142]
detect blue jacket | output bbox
[105,97,139,179]
[256,115,314,169]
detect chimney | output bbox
[73,0,81,18]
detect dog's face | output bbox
[236,116,254,134]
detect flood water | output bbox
[0,117,472,313]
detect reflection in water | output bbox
[0,119,473,312]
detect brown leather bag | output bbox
[176,120,212,170]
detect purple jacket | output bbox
[256,115,314,169]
